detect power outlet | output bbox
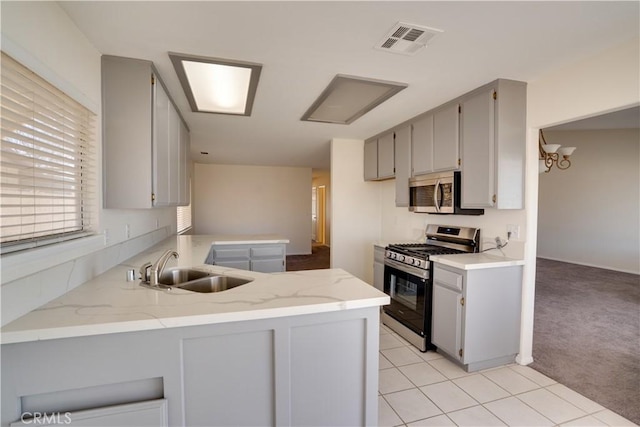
[507,224,520,240]
[125,224,131,239]
[104,229,110,245]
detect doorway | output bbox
[312,185,326,245]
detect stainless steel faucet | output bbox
[140,250,179,287]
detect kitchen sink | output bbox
[174,275,253,293]
[158,268,211,286]
[140,267,253,293]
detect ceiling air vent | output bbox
[375,22,443,56]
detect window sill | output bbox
[1,234,105,285]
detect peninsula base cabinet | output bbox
[431,263,523,372]
[1,308,381,427]
[373,245,385,292]
[206,243,286,273]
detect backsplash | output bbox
[1,226,172,326]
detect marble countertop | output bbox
[1,235,388,345]
[209,234,290,245]
[431,252,525,270]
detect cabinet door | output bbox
[168,103,181,205]
[394,126,411,207]
[251,258,285,273]
[432,283,463,360]
[377,133,395,179]
[179,121,191,205]
[153,80,171,206]
[102,57,154,209]
[461,89,495,208]
[433,104,459,172]
[363,139,378,181]
[411,114,434,175]
[10,400,169,427]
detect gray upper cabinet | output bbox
[364,78,525,210]
[363,139,378,181]
[460,80,526,209]
[432,104,460,172]
[394,126,411,206]
[102,55,190,209]
[363,132,395,181]
[377,132,395,179]
[411,114,434,176]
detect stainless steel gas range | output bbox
[381,224,480,352]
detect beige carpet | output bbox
[531,258,640,424]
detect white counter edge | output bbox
[1,296,389,345]
[431,254,525,270]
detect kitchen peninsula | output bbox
[1,235,388,427]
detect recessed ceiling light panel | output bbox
[169,52,262,116]
[301,75,408,125]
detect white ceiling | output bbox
[59,1,640,169]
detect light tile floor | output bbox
[378,324,638,427]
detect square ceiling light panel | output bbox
[169,52,262,116]
[301,75,408,124]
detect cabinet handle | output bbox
[460,297,465,306]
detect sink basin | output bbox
[158,268,211,286]
[175,275,253,293]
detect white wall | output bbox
[193,164,311,255]
[1,2,178,325]
[538,129,639,274]
[330,139,381,283]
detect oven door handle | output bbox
[433,180,441,213]
[384,258,428,280]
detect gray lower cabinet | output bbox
[10,400,168,427]
[208,243,286,272]
[373,245,385,292]
[1,308,381,427]
[432,263,523,372]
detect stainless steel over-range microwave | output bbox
[408,171,484,215]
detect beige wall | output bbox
[538,129,639,274]
[330,139,381,283]
[193,164,312,255]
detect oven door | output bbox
[383,259,431,337]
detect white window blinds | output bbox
[176,203,192,234]
[1,52,97,253]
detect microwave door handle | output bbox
[433,180,441,213]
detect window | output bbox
[177,203,192,234]
[0,52,96,254]
[176,177,191,234]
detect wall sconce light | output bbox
[539,130,577,173]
